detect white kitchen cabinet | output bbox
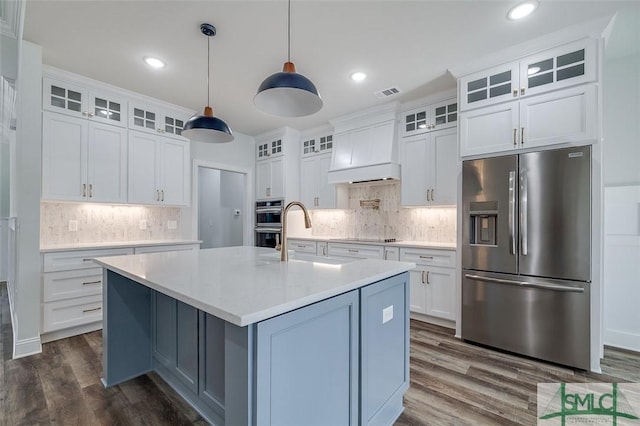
[383,246,400,261]
[301,153,336,209]
[460,84,596,157]
[134,244,200,254]
[400,127,457,206]
[287,239,317,254]
[459,38,596,112]
[255,127,300,201]
[316,241,328,257]
[400,247,456,323]
[43,76,127,127]
[301,133,333,157]
[42,111,128,203]
[400,98,458,137]
[129,99,188,139]
[328,243,384,260]
[128,130,190,206]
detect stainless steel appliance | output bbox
[255,200,284,248]
[462,146,591,369]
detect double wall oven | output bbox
[255,200,283,248]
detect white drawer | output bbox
[400,247,456,268]
[383,246,400,261]
[43,268,103,302]
[328,243,384,260]
[287,239,317,254]
[43,247,134,272]
[42,295,103,333]
[134,243,200,254]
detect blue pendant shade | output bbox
[182,106,234,143]
[183,23,234,143]
[254,61,323,117]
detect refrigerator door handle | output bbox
[520,171,528,256]
[508,171,516,255]
[464,274,584,293]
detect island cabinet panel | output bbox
[255,289,360,426]
[360,273,410,426]
[199,313,226,411]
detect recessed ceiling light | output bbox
[507,0,539,20]
[143,56,166,69]
[350,72,367,82]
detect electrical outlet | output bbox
[382,305,394,324]
[139,219,147,230]
[167,220,177,230]
[68,220,78,232]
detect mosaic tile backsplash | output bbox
[295,182,457,242]
[40,202,181,245]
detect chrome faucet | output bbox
[278,201,312,261]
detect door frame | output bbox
[191,159,254,247]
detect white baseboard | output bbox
[13,336,42,359]
[605,329,640,352]
[410,312,456,330]
[40,321,102,344]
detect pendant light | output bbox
[254,0,323,117]
[182,23,234,143]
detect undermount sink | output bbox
[260,251,355,265]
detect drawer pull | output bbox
[82,307,102,313]
[82,280,101,286]
[82,258,94,262]
[296,245,306,248]
[419,255,434,259]
[348,249,359,253]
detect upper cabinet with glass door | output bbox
[128,100,188,139]
[301,132,333,157]
[43,76,127,127]
[401,98,458,138]
[459,38,596,112]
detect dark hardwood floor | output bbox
[1,282,638,425]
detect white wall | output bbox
[11,40,42,357]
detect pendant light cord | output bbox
[207,35,211,107]
[287,0,291,62]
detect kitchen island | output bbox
[93,246,414,426]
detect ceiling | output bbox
[23,1,639,137]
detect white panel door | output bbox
[459,101,519,157]
[301,156,320,208]
[317,154,335,209]
[255,160,271,199]
[400,134,428,207]
[519,84,596,149]
[425,266,455,321]
[432,128,458,206]
[42,112,87,201]
[408,269,427,314]
[459,62,519,111]
[128,131,159,204]
[87,123,127,203]
[160,138,189,206]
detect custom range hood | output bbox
[327,103,400,184]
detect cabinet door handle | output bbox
[323,245,327,256]
[82,111,89,117]
[89,184,93,198]
[419,255,434,259]
[512,89,518,97]
[156,189,160,201]
[521,127,525,145]
[426,189,430,202]
[348,248,359,253]
[161,189,164,202]
[521,88,526,96]
[430,189,435,201]
[421,270,426,284]
[88,112,94,118]
[82,280,101,286]
[426,271,430,285]
[82,258,93,262]
[296,244,306,248]
[513,128,517,146]
[384,250,388,260]
[82,306,102,313]
[82,183,87,197]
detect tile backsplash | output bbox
[291,182,456,242]
[40,202,181,245]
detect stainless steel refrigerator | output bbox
[462,145,591,369]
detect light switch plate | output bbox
[68,220,78,232]
[167,220,177,230]
[139,219,147,230]
[382,305,394,324]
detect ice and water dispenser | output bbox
[468,201,498,246]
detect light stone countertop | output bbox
[40,239,202,253]
[93,246,414,327]
[287,236,457,250]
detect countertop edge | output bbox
[40,240,203,253]
[286,237,457,250]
